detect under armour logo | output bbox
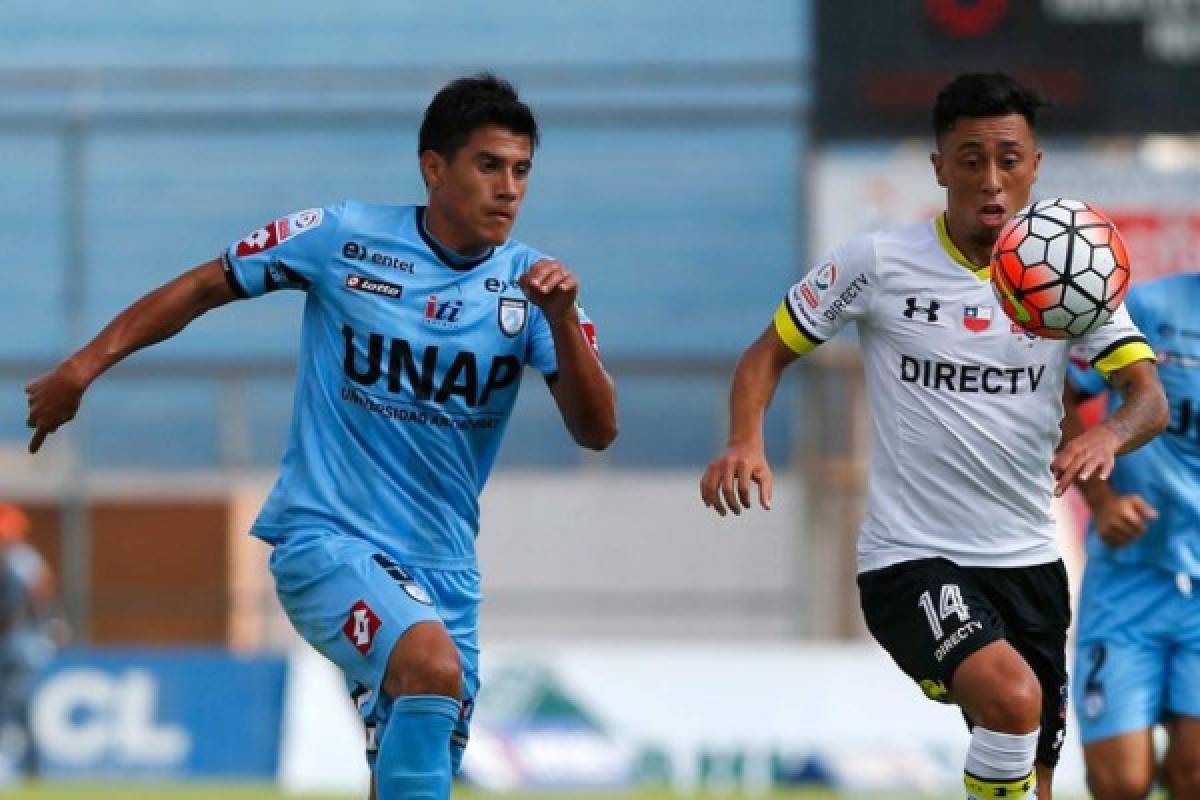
[903,296,941,322]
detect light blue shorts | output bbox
[1074,558,1200,744]
[269,529,481,769]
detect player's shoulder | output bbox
[333,200,418,234]
[493,236,551,274]
[819,223,929,289]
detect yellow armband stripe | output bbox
[1093,338,1155,379]
[773,301,821,356]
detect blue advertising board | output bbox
[30,648,286,780]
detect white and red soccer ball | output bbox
[990,198,1131,339]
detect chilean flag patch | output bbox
[963,305,992,333]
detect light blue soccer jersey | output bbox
[223,202,584,569]
[1069,273,1200,577]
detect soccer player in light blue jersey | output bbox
[25,74,617,799]
[1064,272,1200,800]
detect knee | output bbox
[975,675,1042,733]
[386,648,461,698]
[1087,763,1154,800]
[381,625,462,699]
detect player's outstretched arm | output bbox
[519,259,617,451]
[1051,360,1167,497]
[701,325,798,517]
[25,258,240,453]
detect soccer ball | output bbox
[990,198,1131,339]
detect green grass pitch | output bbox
[0,785,967,800]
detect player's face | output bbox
[932,113,1042,254]
[422,125,533,254]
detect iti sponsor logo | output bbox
[424,295,464,327]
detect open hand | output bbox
[1051,424,1120,497]
[700,443,773,516]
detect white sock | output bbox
[964,726,1039,799]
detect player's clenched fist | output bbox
[700,443,774,517]
[25,360,89,454]
[517,259,578,322]
[1092,493,1158,547]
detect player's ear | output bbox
[420,149,446,189]
[1031,148,1043,182]
[931,151,947,188]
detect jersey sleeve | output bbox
[1072,300,1155,380]
[772,234,878,356]
[526,302,599,380]
[221,203,344,298]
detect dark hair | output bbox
[932,72,1048,140]
[418,72,539,159]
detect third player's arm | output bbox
[25,258,239,452]
[700,325,798,516]
[1052,360,1168,495]
[1060,381,1160,545]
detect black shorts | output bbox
[857,557,1071,767]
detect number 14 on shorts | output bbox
[918,584,971,640]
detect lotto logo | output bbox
[235,224,277,257]
[345,273,403,298]
[343,600,382,655]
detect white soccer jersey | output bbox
[774,215,1154,572]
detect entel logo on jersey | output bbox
[344,600,382,655]
[342,241,415,273]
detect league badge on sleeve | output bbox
[498,297,528,337]
[234,207,325,257]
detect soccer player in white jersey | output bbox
[701,72,1168,800]
[26,74,617,799]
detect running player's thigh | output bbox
[971,562,1071,764]
[857,558,1005,703]
[1075,561,1172,745]
[1165,592,1200,721]
[269,532,442,692]
[950,638,1040,726]
[1076,637,1167,745]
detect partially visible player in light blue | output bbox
[1065,272,1200,800]
[25,74,618,800]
